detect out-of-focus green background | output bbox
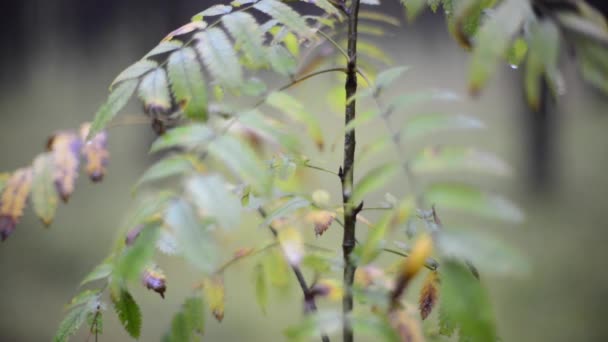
[1,1,608,341]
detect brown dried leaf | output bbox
[80,123,109,182]
[306,210,336,236]
[202,275,225,322]
[418,271,439,320]
[142,266,167,298]
[389,309,425,342]
[310,279,343,301]
[0,168,33,241]
[48,131,83,202]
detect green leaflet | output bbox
[238,109,300,150]
[356,40,393,65]
[54,303,91,342]
[114,224,160,282]
[254,0,312,37]
[440,261,497,342]
[438,229,529,275]
[576,39,608,94]
[31,153,58,226]
[150,124,215,153]
[195,28,243,90]
[192,4,233,21]
[222,12,268,69]
[268,44,297,76]
[401,0,427,21]
[208,134,269,194]
[400,113,483,141]
[138,68,172,115]
[425,183,524,222]
[359,11,401,26]
[111,60,158,88]
[134,154,201,191]
[525,20,561,110]
[351,313,400,342]
[0,173,9,193]
[309,0,342,17]
[468,0,528,93]
[260,196,310,228]
[80,261,113,286]
[186,174,242,230]
[263,249,291,289]
[88,79,138,140]
[65,289,101,311]
[355,213,391,265]
[284,311,342,341]
[165,199,218,273]
[253,263,268,314]
[507,38,528,68]
[144,40,183,59]
[112,289,142,339]
[165,296,205,341]
[409,146,510,176]
[266,92,324,149]
[351,163,399,205]
[375,66,410,91]
[167,47,208,120]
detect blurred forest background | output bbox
[1,0,607,341]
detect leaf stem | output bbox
[257,208,330,342]
[341,1,362,341]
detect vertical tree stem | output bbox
[341,1,361,341]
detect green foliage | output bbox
[440,261,496,342]
[31,154,58,226]
[164,296,205,341]
[112,289,143,339]
[8,0,607,341]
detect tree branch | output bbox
[257,208,330,342]
[341,1,362,341]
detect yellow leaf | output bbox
[202,275,225,322]
[418,271,439,320]
[403,234,433,279]
[80,123,109,182]
[0,168,33,241]
[278,226,304,266]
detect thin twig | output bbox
[214,243,279,274]
[257,208,330,342]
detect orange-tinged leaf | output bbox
[403,234,433,279]
[306,210,335,236]
[278,226,304,266]
[388,309,425,342]
[202,275,225,322]
[48,131,83,202]
[0,168,33,241]
[142,266,167,298]
[419,271,439,320]
[80,123,109,182]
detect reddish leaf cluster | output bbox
[0,168,33,240]
[0,123,109,241]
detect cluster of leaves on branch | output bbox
[1,0,607,341]
[0,123,108,240]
